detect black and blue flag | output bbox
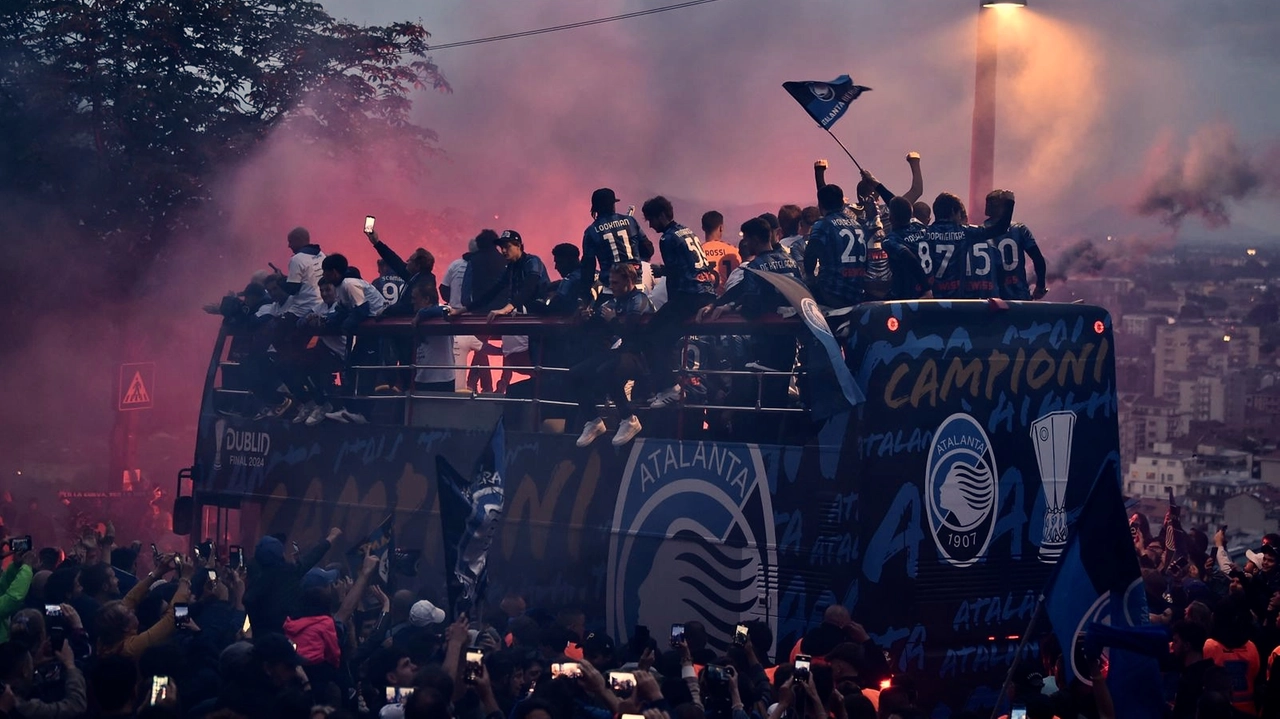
[782,76,870,130]
[744,268,863,418]
[436,419,507,616]
[1043,459,1164,718]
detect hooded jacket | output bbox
[284,614,341,667]
[243,536,331,637]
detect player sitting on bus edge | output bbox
[642,196,718,409]
[571,263,654,448]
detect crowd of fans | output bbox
[1124,506,1280,717]
[5,504,1280,717]
[0,515,1118,719]
[207,155,1050,447]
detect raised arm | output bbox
[367,231,411,282]
[902,152,924,204]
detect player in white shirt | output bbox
[279,227,326,318]
[439,240,483,390]
[286,254,385,426]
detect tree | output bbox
[0,0,449,301]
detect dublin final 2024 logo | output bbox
[926,414,999,568]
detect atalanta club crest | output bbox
[606,440,777,650]
[926,413,999,568]
[809,83,835,101]
[799,298,833,337]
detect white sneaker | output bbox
[612,416,642,447]
[305,403,331,426]
[576,418,607,448]
[649,385,684,408]
[325,408,368,425]
[292,401,316,424]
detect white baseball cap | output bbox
[410,600,446,627]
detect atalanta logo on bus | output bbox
[925,413,999,568]
[606,440,777,650]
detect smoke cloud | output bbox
[4,0,1280,494]
[1134,124,1280,229]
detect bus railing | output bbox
[203,313,813,438]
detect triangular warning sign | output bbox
[122,371,151,405]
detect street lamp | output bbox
[968,0,1026,214]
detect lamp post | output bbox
[968,0,1026,215]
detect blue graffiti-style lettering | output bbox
[939,640,1039,678]
[860,428,931,460]
[990,468,1026,560]
[863,483,923,582]
[807,533,857,566]
[1035,386,1115,421]
[827,492,857,524]
[989,392,1015,435]
[952,591,1039,632]
[776,511,803,556]
[1000,321,1052,347]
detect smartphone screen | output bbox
[44,604,61,617]
[670,623,685,646]
[242,615,251,634]
[10,536,31,553]
[734,623,749,645]
[207,570,218,583]
[365,216,376,234]
[1010,709,1027,719]
[609,671,636,694]
[385,686,412,703]
[229,545,244,569]
[174,603,189,627]
[465,649,483,683]
[150,676,170,705]
[794,654,812,679]
[551,663,581,679]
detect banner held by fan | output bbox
[436,418,507,616]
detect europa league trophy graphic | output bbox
[1032,410,1077,563]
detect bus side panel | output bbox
[846,301,1121,712]
[198,421,855,657]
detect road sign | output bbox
[118,362,155,411]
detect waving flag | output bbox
[744,268,863,418]
[1042,459,1164,718]
[348,514,394,585]
[783,76,870,130]
[436,419,507,615]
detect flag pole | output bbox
[988,595,1044,719]
[824,128,864,173]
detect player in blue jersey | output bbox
[803,184,876,308]
[641,196,716,408]
[698,218,803,435]
[582,188,648,292]
[372,259,406,308]
[920,192,1013,300]
[881,197,933,300]
[984,190,1048,300]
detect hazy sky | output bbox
[310,0,1280,253]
